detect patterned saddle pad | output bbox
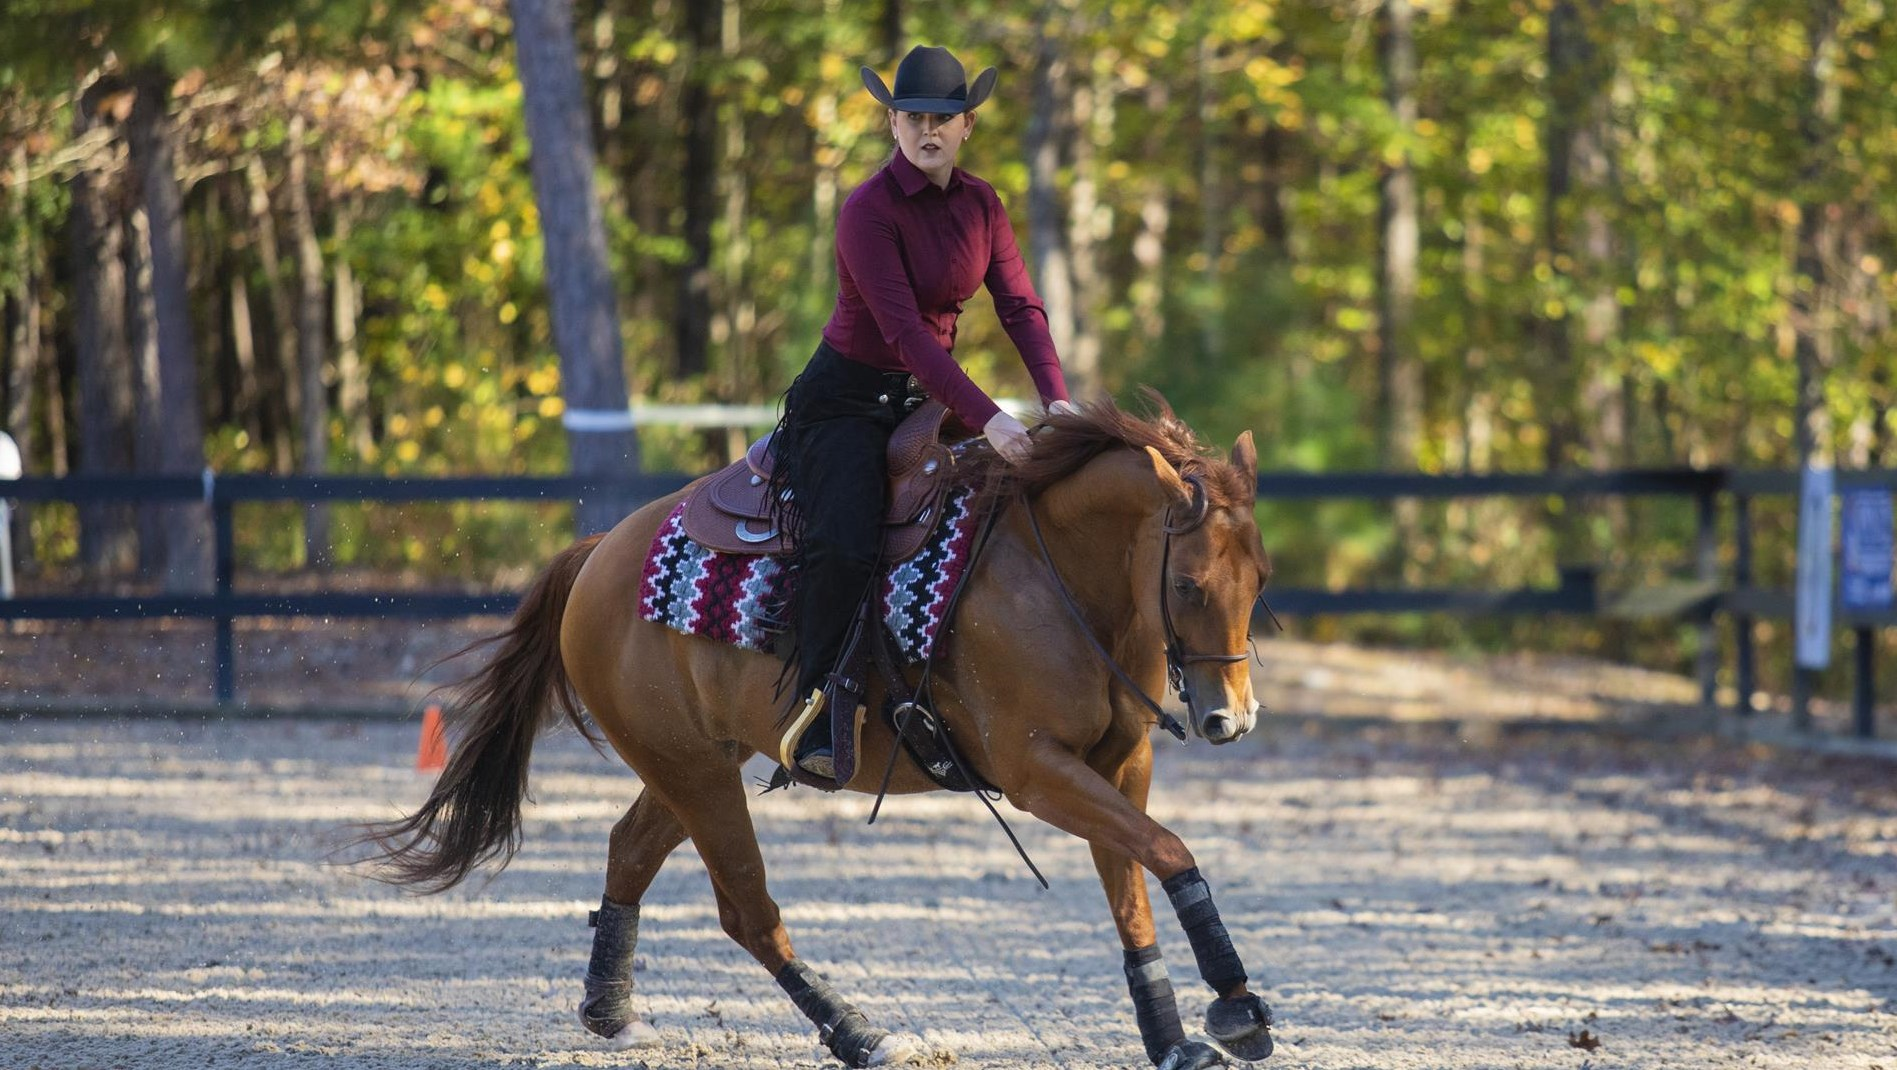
[638,486,982,662]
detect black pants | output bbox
[774,343,926,696]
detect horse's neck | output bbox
[1021,450,1170,667]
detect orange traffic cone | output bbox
[415,704,447,773]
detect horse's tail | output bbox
[354,533,606,893]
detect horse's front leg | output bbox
[1012,740,1274,1062]
[1089,741,1230,1069]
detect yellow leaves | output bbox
[1636,341,1682,380]
[526,366,560,395]
[424,405,446,428]
[443,364,467,389]
[1469,147,1493,175]
[1775,200,1801,227]
[422,283,450,311]
[821,54,845,81]
[396,440,422,463]
[781,86,806,108]
[1513,115,1537,151]
[499,302,519,324]
[388,413,411,438]
[538,396,565,420]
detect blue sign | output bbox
[1841,489,1894,612]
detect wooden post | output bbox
[1854,625,1876,739]
[214,485,235,705]
[1695,486,1719,711]
[1733,493,1756,715]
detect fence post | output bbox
[1733,493,1755,715]
[212,473,235,705]
[1855,625,1876,739]
[1695,485,1720,711]
[0,432,17,600]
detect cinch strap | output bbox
[1124,944,1186,1065]
[1161,867,1248,998]
[776,958,887,1067]
[580,896,640,1034]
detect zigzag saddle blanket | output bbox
[638,486,981,662]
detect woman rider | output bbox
[775,45,1078,779]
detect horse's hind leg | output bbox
[648,761,919,1068]
[580,789,687,1048]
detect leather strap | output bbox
[1026,499,1189,742]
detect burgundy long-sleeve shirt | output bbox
[821,150,1070,429]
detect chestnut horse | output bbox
[361,398,1276,1069]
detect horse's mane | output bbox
[963,389,1251,513]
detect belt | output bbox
[877,371,930,412]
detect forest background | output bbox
[1,0,1892,703]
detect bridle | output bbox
[1026,471,1279,742]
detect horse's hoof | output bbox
[1205,992,1274,1061]
[863,1032,924,1066]
[1158,1039,1228,1070]
[577,1006,662,1050]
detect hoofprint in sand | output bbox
[2,717,1892,1069]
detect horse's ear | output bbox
[1230,431,1257,493]
[1142,446,1194,506]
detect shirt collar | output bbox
[890,149,964,196]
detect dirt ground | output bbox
[3,713,1894,1070]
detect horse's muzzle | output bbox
[1200,712,1242,744]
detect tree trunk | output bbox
[1377,0,1421,468]
[1793,0,1841,469]
[675,0,718,380]
[124,194,167,579]
[511,0,640,533]
[1257,109,1291,260]
[69,75,137,576]
[126,65,209,591]
[1025,16,1076,369]
[1131,79,1170,359]
[809,0,844,319]
[1196,36,1224,363]
[718,0,755,414]
[287,112,331,568]
[333,207,372,459]
[1377,0,1423,580]
[882,0,902,63]
[5,145,39,568]
[244,154,299,472]
[1064,58,1108,397]
[1540,0,1590,474]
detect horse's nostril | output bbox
[1203,713,1237,740]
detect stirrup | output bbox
[778,688,826,772]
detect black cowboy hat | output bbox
[860,45,997,115]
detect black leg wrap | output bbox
[1161,867,1249,997]
[776,958,889,1067]
[579,897,640,1038]
[1124,945,1187,1065]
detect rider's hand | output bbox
[1047,399,1080,418]
[983,411,1033,465]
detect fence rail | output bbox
[3,467,1892,736]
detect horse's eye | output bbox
[1171,577,1198,598]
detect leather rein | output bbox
[1026,473,1273,742]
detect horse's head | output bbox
[1144,433,1272,745]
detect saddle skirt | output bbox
[679,399,960,563]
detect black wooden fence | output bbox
[2,467,1892,735]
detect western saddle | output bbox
[679,399,964,561]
